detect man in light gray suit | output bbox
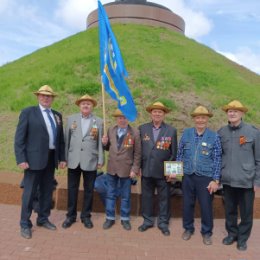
[62,94,104,229]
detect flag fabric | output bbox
[98,0,137,122]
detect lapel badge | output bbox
[55,114,61,125]
[90,119,98,140]
[124,133,134,148]
[71,121,77,130]
[143,133,150,141]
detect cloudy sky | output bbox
[0,0,259,74]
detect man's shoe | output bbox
[237,241,247,251]
[121,220,131,231]
[138,224,153,232]
[20,227,32,239]
[103,219,115,230]
[160,227,170,236]
[222,236,237,245]
[62,218,76,229]
[37,220,56,230]
[82,218,93,229]
[182,230,193,241]
[202,234,212,245]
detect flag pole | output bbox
[101,80,107,134]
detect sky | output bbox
[0,0,259,74]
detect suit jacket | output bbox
[139,122,177,178]
[105,125,141,178]
[65,113,104,171]
[14,106,65,170]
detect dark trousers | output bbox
[182,174,213,236]
[223,185,254,243]
[66,166,96,221]
[20,150,55,228]
[141,176,171,228]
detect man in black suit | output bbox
[138,101,177,236]
[14,85,66,239]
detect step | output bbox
[1,172,259,218]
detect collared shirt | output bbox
[81,113,92,137]
[39,104,56,149]
[177,128,222,180]
[117,127,127,138]
[152,125,161,142]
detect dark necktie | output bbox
[44,109,57,145]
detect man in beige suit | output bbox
[62,94,104,229]
[102,109,141,230]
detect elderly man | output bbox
[177,106,222,245]
[218,100,260,251]
[101,109,141,230]
[14,85,66,239]
[62,94,104,229]
[138,101,177,236]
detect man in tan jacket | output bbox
[102,109,141,230]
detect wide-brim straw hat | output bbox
[75,94,97,107]
[146,101,171,113]
[222,100,248,113]
[33,85,57,97]
[190,105,213,118]
[112,109,126,117]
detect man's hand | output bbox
[129,171,136,179]
[18,162,29,170]
[166,174,177,182]
[59,161,67,169]
[102,135,108,146]
[97,163,103,169]
[207,181,219,194]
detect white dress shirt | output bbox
[39,104,56,149]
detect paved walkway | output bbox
[0,204,259,260]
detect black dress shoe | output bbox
[103,219,115,230]
[82,218,93,229]
[237,241,247,251]
[121,220,131,230]
[20,227,32,239]
[138,224,153,232]
[62,218,76,229]
[37,220,57,230]
[222,235,237,245]
[159,227,170,236]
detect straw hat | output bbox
[222,100,248,113]
[112,109,125,118]
[146,101,171,113]
[190,105,213,118]
[33,85,57,97]
[75,94,97,107]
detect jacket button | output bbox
[81,148,83,151]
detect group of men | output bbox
[14,85,260,252]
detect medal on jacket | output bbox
[71,121,77,130]
[239,135,246,145]
[157,137,171,150]
[90,120,98,140]
[55,114,61,125]
[124,133,134,148]
[143,133,150,141]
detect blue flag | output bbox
[98,0,137,122]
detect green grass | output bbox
[0,24,260,171]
